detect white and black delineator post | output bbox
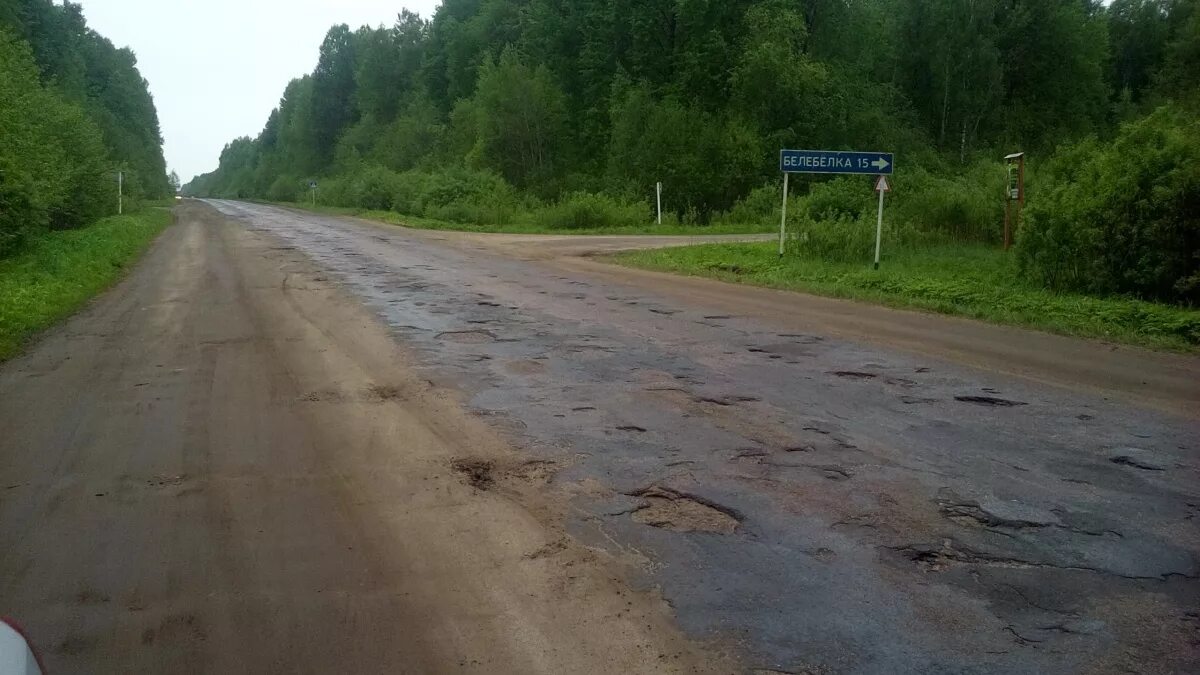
[656,181,663,225]
[778,172,789,258]
[873,175,890,270]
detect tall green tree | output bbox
[310,25,360,169]
[467,48,567,192]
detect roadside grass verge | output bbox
[0,209,172,360]
[611,242,1200,352]
[264,200,773,236]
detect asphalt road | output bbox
[1,200,1197,674]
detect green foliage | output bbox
[267,176,302,202]
[713,185,785,227]
[892,163,1005,242]
[0,208,171,360]
[0,29,110,254]
[0,4,170,237]
[533,192,647,230]
[1019,105,1200,303]
[797,178,873,222]
[607,85,760,218]
[414,167,517,225]
[468,48,567,193]
[181,0,1200,313]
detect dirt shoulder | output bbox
[563,257,1200,417]
[0,201,730,674]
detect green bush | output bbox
[353,165,402,211]
[316,175,354,208]
[892,163,1005,242]
[798,177,874,222]
[789,213,948,262]
[1018,105,1200,303]
[713,185,784,227]
[0,30,112,255]
[267,176,301,202]
[391,171,433,215]
[532,192,648,230]
[414,167,511,214]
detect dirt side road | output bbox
[0,203,725,674]
[390,223,1200,417]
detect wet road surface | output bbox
[204,200,1199,674]
[2,199,1197,674]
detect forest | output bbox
[0,0,172,257]
[187,0,1199,305]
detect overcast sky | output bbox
[76,0,442,182]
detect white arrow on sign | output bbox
[871,157,890,171]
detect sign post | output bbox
[778,173,789,257]
[873,175,890,270]
[778,149,894,262]
[309,180,318,207]
[117,171,123,215]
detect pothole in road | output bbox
[451,458,494,490]
[364,384,404,401]
[694,394,762,406]
[778,333,825,344]
[955,395,1028,407]
[451,457,561,491]
[1109,452,1167,471]
[504,360,546,375]
[436,329,497,344]
[831,371,877,380]
[625,486,742,534]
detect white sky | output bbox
[75,0,442,182]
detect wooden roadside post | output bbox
[1004,152,1025,251]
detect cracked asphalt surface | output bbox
[2,199,1196,674]
[201,201,1199,674]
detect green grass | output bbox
[267,200,774,236]
[0,209,172,360]
[612,242,1200,351]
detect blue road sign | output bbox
[780,150,894,175]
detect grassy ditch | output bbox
[612,242,1200,351]
[0,208,172,360]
